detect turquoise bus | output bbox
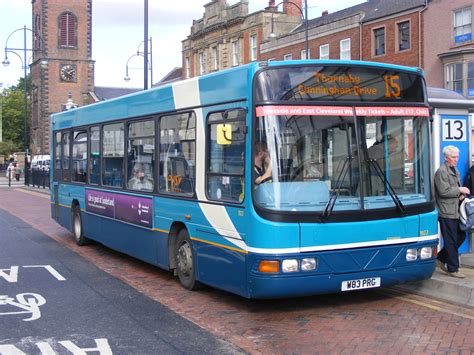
[50,60,438,298]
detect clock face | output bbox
[60,64,77,82]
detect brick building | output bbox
[186,0,473,99]
[261,0,426,67]
[30,0,95,155]
[424,0,474,96]
[181,0,301,79]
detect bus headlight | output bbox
[406,248,418,261]
[282,259,299,273]
[420,247,433,260]
[301,258,317,271]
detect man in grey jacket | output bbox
[434,145,470,278]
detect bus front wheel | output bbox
[72,205,89,246]
[175,229,199,290]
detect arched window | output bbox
[58,12,77,48]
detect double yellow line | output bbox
[381,288,474,320]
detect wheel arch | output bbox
[167,221,188,271]
[71,198,80,210]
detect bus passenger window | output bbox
[206,109,246,203]
[127,119,155,192]
[159,112,195,196]
[102,123,124,188]
[89,126,100,185]
[72,130,87,183]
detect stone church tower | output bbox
[30,0,95,154]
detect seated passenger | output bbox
[128,163,154,191]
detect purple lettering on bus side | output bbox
[85,189,115,218]
[115,193,153,228]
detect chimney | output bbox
[265,0,276,11]
[283,0,302,17]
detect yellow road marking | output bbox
[381,288,474,321]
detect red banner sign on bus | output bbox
[256,106,429,117]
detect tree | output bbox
[1,76,30,155]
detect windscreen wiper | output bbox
[320,155,353,221]
[367,158,406,216]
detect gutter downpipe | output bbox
[419,0,429,67]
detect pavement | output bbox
[3,176,474,309]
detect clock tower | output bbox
[30,0,95,154]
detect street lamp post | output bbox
[2,25,41,185]
[269,0,309,58]
[123,38,153,88]
[144,0,149,90]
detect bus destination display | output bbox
[255,66,425,102]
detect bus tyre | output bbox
[72,205,88,246]
[175,229,199,290]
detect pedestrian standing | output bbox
[434,145,470,278]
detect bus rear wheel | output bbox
[175,229,199,290]
[72,205,89,246]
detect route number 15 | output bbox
[442,118,466,141]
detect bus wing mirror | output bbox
[217,124,233,145]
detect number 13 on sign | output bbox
[443,118,466,141]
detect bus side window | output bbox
[159,112,196,196]
[102,123,124,188]
[206,109,246,203]
[127,119,155,192]
[89,126,100,185]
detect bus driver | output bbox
[254,141,272,184]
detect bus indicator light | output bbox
[258,260,280,273]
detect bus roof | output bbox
[51,60,424,130]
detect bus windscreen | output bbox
[255,65,425,102]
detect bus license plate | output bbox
[341,277,381,291]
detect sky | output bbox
[0,0,366,89]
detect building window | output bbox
[199,52,205,75]
[58,12,77,48]
[232,41,240,66]
[373,27,385,56]
[397,21,410,51]
[468,61,474,97]
[446,63,463,94]
[283,54,293,61]
[453,7,472,44]
[212,47,219,71]
[340,38,351,60]
[185,57,190,79]
[320,44,329,60]
[250,35,257,61]
[301,49,310,60]
[34,14,41,50]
